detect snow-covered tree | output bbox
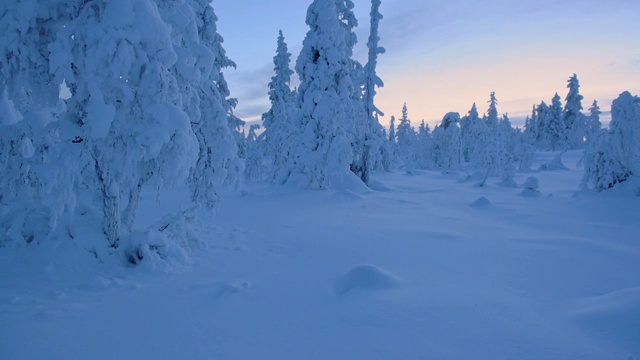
[388,115,396,143]
[416,120,434,169]
[0,1,81,245]
[564,74,587,149]
[396,103,418,173]
[244,124,264,181]
[486,91,499,127]
[524,104,540,145]
[474,93,509,174]
[585,99,603,145]
[50,0,199,246]
[583,91,640,193]
[549,93,566,151]
[461,103,483,163]
[499,113,516,163]
[385,115,398,168]
[183,1,242,207]
[431,112,461,170]
[262,30,296,183]
[537,93,566,151]
[289,0,358,189]
[355,0,387,182]
[0,1,77,113]
[513,127,535,171]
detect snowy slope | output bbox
[1,151,639,360]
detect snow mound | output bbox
[572,287,640,349]
[520,177,541,197]
[335,264,400,295]
[523,177,540,190]
[573,287,640,319]
[214,281,252,297]
[469,196,491,208]
[539,150,569,171]
[368,178,392,192]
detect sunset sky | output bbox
[215,0,640,128]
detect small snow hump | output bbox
[469,196,491,208]
[523,177,539,191]
[335,264,400,295]
[520,177,541,197]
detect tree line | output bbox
[1,0,638,255]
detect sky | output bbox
[214,0,640,129]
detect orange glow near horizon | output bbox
[375,40,640,128]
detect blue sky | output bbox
[215,0,640,128]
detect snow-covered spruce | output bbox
[287,0,359,189]
[244,124,265,181]
[431,112,462,170]
[395,103,419,173]
[184,0,242,208]
[356,0,389,181]
[262,30,297,184]
[564,74,587,150]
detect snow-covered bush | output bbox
[582,91,640,193]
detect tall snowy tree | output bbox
[49,0,199,246]
[355,0,388,182]
[262,30,296,183]
[477,93,509,174]
[461,103,483,163]
[396,103,418,173]
[486,91,499,127]
[385,115,398,168]
[585,99,602,145]
[152,0,241,209]
[388,116,396,143]
[185,1,242,207]
[499,113,516,164]
[416,120,434,169]
[289,0,359,189]
[514,127,535,172]
[244,124,264,181]
[535,101,551,149]
[524,104,540,146]
[0,0,81,245]
[564,74,587,149]
[548,93,566,151]
[431,112,461,170]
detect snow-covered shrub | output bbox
[122,207,204,268]
[539,150,569,171]
[582,91,640,193]
[520,176,541,197]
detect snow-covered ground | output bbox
[1,151,639,360]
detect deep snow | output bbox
[1,151,639,359]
